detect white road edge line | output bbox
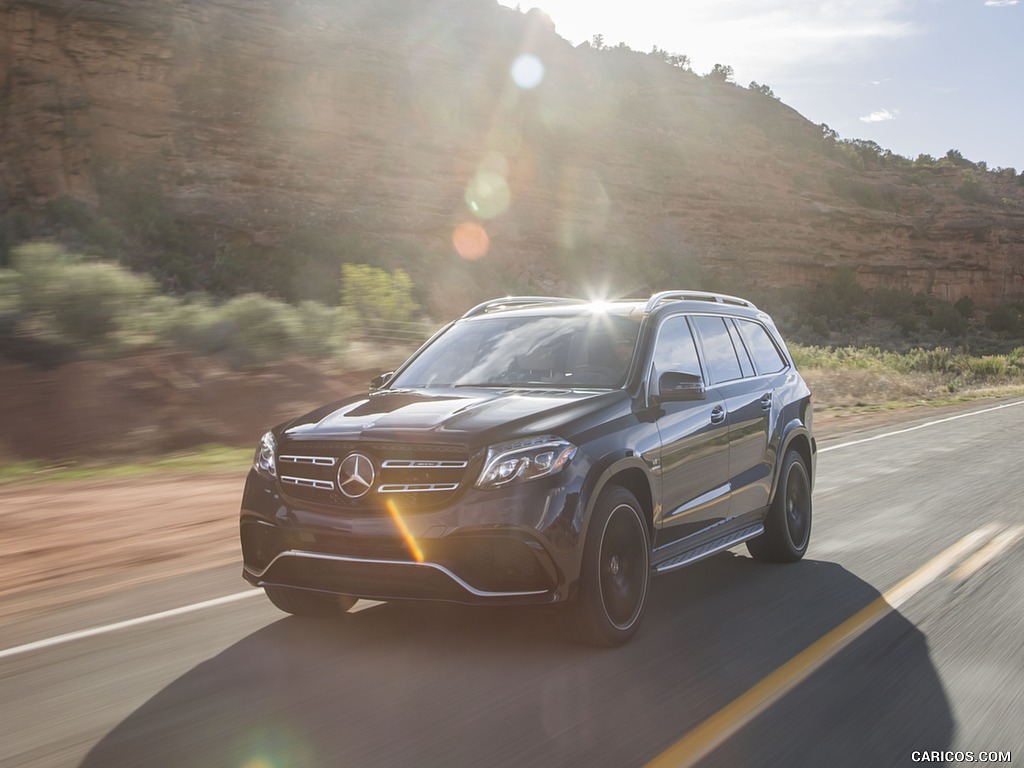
[0,589,262,661]
[819,399,1024,453]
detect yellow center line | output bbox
[644,524,1002,768]
[948,525,1024,583]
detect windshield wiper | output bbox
[452,382,568,388]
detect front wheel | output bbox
[264,586,357,617]
[566,486,651,646]
[747,449,812,563]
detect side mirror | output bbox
[653,371,706,404]
[369,371,394,391]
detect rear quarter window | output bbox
[736,319,788,375]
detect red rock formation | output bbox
[2,0,1023,306]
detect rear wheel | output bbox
[264,586,357,617]
[566,486,651,646]
[747,449,812,563]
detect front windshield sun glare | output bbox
[390,313,641,390]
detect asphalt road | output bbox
[2,400,1023,767]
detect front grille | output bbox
[277,441,474,512]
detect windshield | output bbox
[391,313,641,389]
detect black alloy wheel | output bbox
[567,486,651,646]
[747,449,812,563]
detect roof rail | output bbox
[643,290,757,314]
[461,296,585,319]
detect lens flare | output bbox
[386,499,424,563]
[464,170,511,220]
[511,53,545,90]
[452,222,490,261]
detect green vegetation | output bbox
[706,63,735,83]
[0,445,253,487]
[791,344,1024,405]
[0,243,365,368]
[341,263,417,329]
[756,267,1024,358]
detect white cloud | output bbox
[860,109,898,123]
[984,1,1018,6]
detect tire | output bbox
[747,449,812,563]
[264,586,357,617]
[566,486,651,647]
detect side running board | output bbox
[654,523,765,574]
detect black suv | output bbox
[240,291,815,645]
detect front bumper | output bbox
[240,466,587,606]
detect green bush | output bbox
[151,294,235,356]
[987,304,1021,335]
[953,296,975,319]
[870,287,915,319]
[967,356,1007,380]
[12,243,154,345]
[957,170,989,204]
[292,300,350,359]
[0,269,20,315]
[341,263,419,336]
[219,294,306,368]
[43,195,122,254]
[891,347,956,374]
[147,293,349,366]
[928,302,967,335]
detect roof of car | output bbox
[459,292,759,321]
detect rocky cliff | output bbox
[2,0,1023,308]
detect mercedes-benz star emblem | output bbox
[337,453,375,499]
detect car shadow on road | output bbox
[80,554,952,768]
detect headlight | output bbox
[253,431,277,477]
[475,436,577,490]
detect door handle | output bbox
[710,405,726,425]
[760,392,773,411]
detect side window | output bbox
[651,315,702,381]
[691,316,743,384]
[736,319,788,375]
[726,320,755,378]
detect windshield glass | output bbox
[391,313,641,389]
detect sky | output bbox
[497,0,1022,171]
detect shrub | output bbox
[986,304,1022,335]
[892,347,955,374]
[292,300,349,359]
[967,356,1007,380]
[953,296,975,319]
[220,293,305,368]
[152,294,235,356]
[957,170,988,204]
[0,269,20,315]
[341,263,419,336]
[896,314,919,337]
[871,287,916,319]
[928,302,967,335]
[12,243,154,345]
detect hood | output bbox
[282,387,627,447]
